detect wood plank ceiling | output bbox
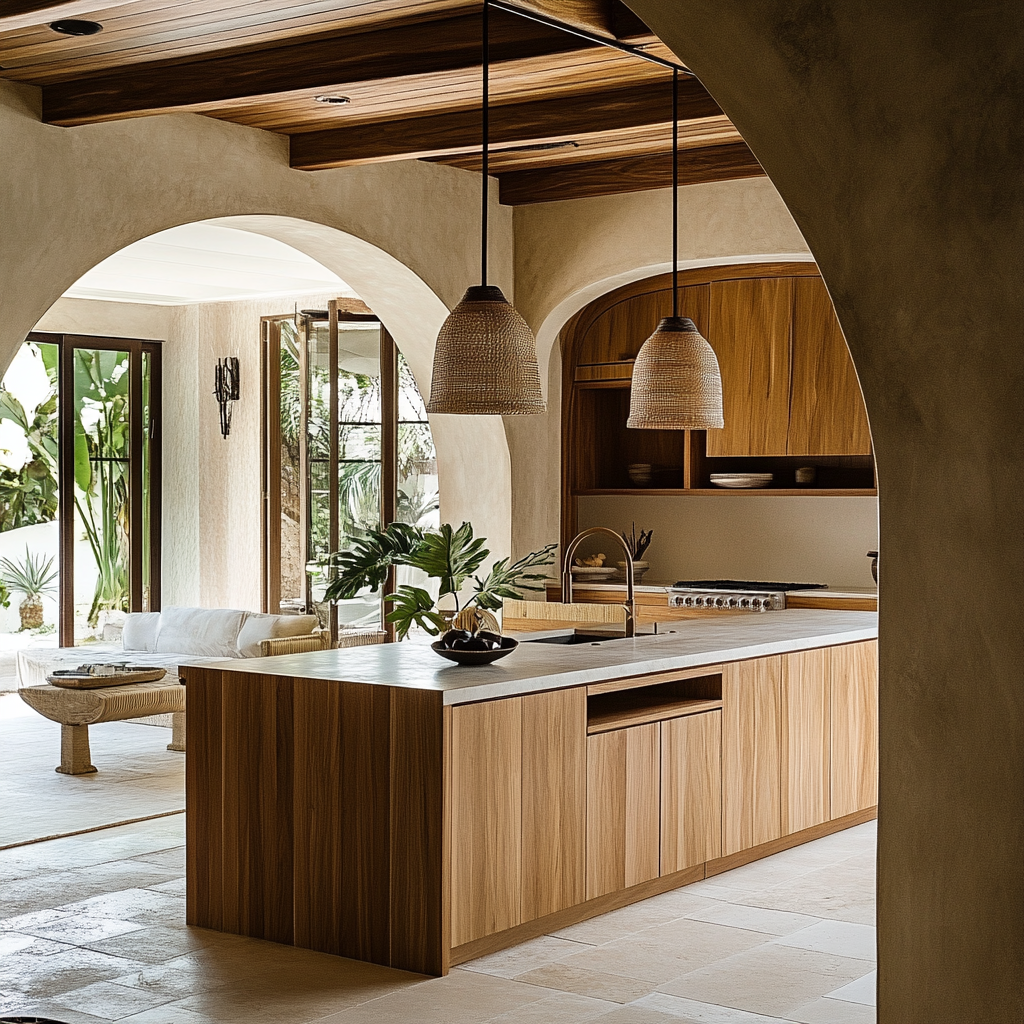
[0,0,763,204]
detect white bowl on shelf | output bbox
[710,473,774,489]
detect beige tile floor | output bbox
[1,693,185,848]
[0,811,878,1024]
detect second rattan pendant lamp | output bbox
[426,1,545,415]
[627,70,724,430]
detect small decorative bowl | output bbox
[431,636,518,666]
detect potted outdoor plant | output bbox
[0,546,58,630]
[324,521,556,639]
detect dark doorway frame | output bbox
[28,332,162,647]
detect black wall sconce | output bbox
[214,357,240,438]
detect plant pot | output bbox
[441,607,501,635]
[19,596,43,630]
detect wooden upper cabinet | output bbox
[706,278,794,457]
[788,278,872,456]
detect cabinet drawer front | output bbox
[586,723,660,900]
[782,650,831,834]
[450,699,522,946]
[661,710,722,873]
[830,640,878,817]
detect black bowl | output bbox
[431,636,518,666]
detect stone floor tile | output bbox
[460,934,592,979]
[144,877,187,897]
[585,1004,683,1023]
[59,887,184,923]
[514,962,656,1003]
[249,968,534,1024]
[484,989,620,1023]
[24,913,145,946]
[683,902,821,936]
[50,978,175,1020]
[773,921,876,961]
[0,930,71,956]
[549,896,694,946]
[789,994,877,1023]
[109,958,236,1000]
[127,847,186,871]
[658,944,871,1019]
[1,945,151,998]
[629,991,786,1022]
[84,924,212,963]
[823,969,876,1006]
[10,1000,113,1024]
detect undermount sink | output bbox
[526,631,629,646]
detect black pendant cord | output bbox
[481,0,490,288]
[672,67,679,320]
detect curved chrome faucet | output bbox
[562,527,635,638]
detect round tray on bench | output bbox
[46,666,168,689]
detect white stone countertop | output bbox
[199,609,877,706]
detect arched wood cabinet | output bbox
[560,263,875,550]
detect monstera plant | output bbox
[324,521,556,639]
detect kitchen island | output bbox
[183,609,877,976]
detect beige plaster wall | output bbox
[508,177,813,559]
[579,495,878,589]
[0,82,514,569]
[622,1,1023,1019]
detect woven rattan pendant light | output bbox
[627,71,724,430]
[426,1,544,415]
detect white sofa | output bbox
[16,606,321,689]
[17,607,324,774]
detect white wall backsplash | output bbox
[578,495,878,589]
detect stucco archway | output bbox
[609,4,1023,1021]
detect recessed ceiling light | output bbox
[314,95,350,105]
[49,19,103,35]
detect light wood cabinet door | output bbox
[586,723,660,900]
[782,650,831,834]
[788,277,873,456]
[450,698,522,947]
[830,640,879,817]
[706,278,793,457]
[522,688,587,922]
[722,657,782,856]
[661,711,722,873]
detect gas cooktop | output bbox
[671,580,827,591]
[667,580,826,612]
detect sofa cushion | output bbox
[237,613,319,659]
[154,606,249,659]
[122,612,162,652]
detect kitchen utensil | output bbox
[867,550,878,583]
[795,466,816,485]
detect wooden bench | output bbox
[19,680,186,775]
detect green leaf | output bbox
[471,542,558,612]
[384,585,446,640]
[322,522,424,601]
[408,521,488,599]
[74,429,92,493]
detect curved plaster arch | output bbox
[0,85,513,558]
[610,3,1022,1021]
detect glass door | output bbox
[52,335,161,645]
[263,300,438,639]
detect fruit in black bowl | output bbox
[432,628,518,665]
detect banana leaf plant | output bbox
[324,521,556,639]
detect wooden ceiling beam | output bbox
[0,0,137,34]
[290,77,719,170]
[497,140,764,204]
[41,9,598,126]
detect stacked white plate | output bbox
[710,473,774,489]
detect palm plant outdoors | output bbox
[324,521,556,639]
[0,546,58,629]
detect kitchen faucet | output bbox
[561,527,636,638]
